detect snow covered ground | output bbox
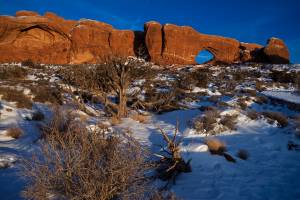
[1,62,300,199]
[116,104,300,200]
[263,90,300,104]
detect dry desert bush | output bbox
[21,59,43,69]
[130,113,150,123]
[246,110,260,120]
[30,84,63,105]
[0,87,33,109]
[205,138,227,155]
[59,57,150,119]
[254,95,268,105]
[6,127,23,139]
[205,138,236,163]
[156,123,191,185]
[237,149,249,160]
[0,65,28,80]
[220,114,237,131]
[22,109,152,200]
[262,111,288,127]
[193,109,220,135]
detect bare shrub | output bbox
[254,95,268,104]
[0,87,32,109]
[207,95,220,103]
[205,138,227,155]
[0,65,28,80]
[199,106,218,112]
[178,68,209,90]
[30,84,63,105]
[205,138,236,163]
[217,101,229,108]
[262,111,288,127]
[193,109,220,134]
[246,110,260,120]
[22,110,151,200]
[237,98,247,110]
[110,115,122,125]
[156,123,191,186]
[270,69,294,83]
[130,113,150,123]
[21,59,36,68]
[237,149,249,160]
[241,88,256,97]
[255,81,264,92]
[60,57,148,119]
[6,127,23,139]
[134,89,182,114]
[220,115,237,131]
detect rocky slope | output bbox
[0,10,290,65]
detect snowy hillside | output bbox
[0,61,300,200]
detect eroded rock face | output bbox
[240,43,264,62]
[0,11,290,65]
[263,38,290,64]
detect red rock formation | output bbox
[144,22,241,65]
[0,11,290,65]
[0,11,135,64]
[240,42,264,62]
[263,37,290,64]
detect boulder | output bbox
[263,37,290,64]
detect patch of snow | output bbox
[262,90,300,104]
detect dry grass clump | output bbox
[130,113,150,123]
[0,87,32,109]
[241,88,257,97]
[193,109,220,134]
[220,115,237,131]
[254,95,268,104]
[207,95,220,103]
[270,69,294,83]
[262,111,288,127]
[21,59,43,69]
[6,127,23,139]
[30,85,63,105]
[255,81,265,92]
[110,115,122,125]
[237,149,249,160]
[22,109,151,200]
[246,110,260,120]
[205,138,227,155]
[237,98,248,110]
[0,65,28,80]
[178,68,209,90]
[205,138,236,163]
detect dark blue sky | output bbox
[1,0,299,63]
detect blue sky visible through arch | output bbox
[196,50,214,64]
[0,0,299,63]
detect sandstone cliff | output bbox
[0,11,290,65]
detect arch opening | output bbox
[195,49,214,64]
